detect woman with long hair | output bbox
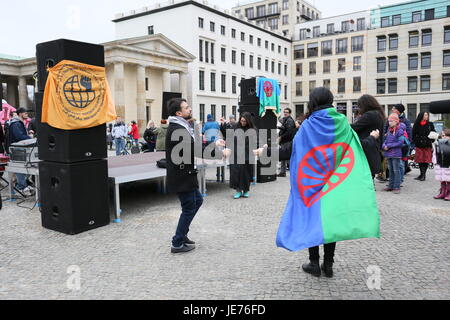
[143,120,157,152]
[351,95,385,179]
[412,112,435,181]
[229,112,257,199]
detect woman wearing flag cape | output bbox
[275,88,380,278]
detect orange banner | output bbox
[42,60,117,130]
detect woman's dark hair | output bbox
[357,94,386,121]
[238,112,255,129]
[306,87,334,118]
[414,111,430,127]
[168,98,187,116]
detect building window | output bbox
[377,36,386,52]
[232,76,237,94]
[283,15,289,25]
[278,63,281,75]
[241,32,245,41]
[271,43,275,51]
[282,0,289,10]
[241,52,245,66]
[327,23,335,34]
[323,79,330,89]
[249,35,254,44]
[445,26,450,44]
[341,21,350,32]
[338,58,346,72]
[205,41,209,63]
[420,75,430,92]
[245,8,254,19]
[425,8,435,21]
[299,29,307,40]
[412,11,422,23]
[421,52,431,69]
[257,5,265,17]
[422,29,432,46]
[232,50,236,64]
[231,29,236,38]
[309,61,316,75]
[321,40,332,56]
[444,50,450,67]
[257,38,261,47]
[336,38,348,54]
[232,106,237,116]
[199,71,205,90]
[221,47,226,62]
[210,72,216,92]
[268,2,278,14]
[353,77,361,92]
[257,57,262,70]
[265,41,269,49]
[443,74,450,90]
[271,61,275,73]
[381,16,390,28]
[352,36,364,52]
[221,74,226,93]
[198,17,204,28]
[408,76,418,92]
[357,18,365,31]
[353,56,361,71]
[377,58,386,73]
[211,105,216,120]
[392,14,401,26]
[407,104,417,120]
[200,104,205,123]
[408,54,418,70]
[284,85,288,100]
[199,40,203,62]
[294,45,304,59]
[264,59,269,72]
[338,78,345,93]
[278,45,281,54]
[284,47,288,55]
[296,81,302,96]
[309,80,316,95]
[296,63,302,76]
[307,42,319,58]
[145,78,149,91]
[211,43,215,64]
[388,78,397,93]
[221,25,226,35]
[210,22,215,32]
[377,79,386,94]
[389,56,398,72]
[313,26,320,37]
[389,34,398,50]
[409,31,419,48]
[148,26,154,35]
[323,60,331,73]
[250,55,254,68]
[221,105,227,118]
[269,18,278,30]
[284,64,288,76]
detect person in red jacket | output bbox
[128,120,140,146]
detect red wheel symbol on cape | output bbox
[297,142,354,208]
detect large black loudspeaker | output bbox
[239,78,259,105]
[430,100,450,114]
[36,39,105,92]
[162,92,182,119]
[39,160,110,235]
[34,92,107,163]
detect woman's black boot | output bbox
[302,260,321,277]
[321,262,334,278]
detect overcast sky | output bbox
[2,0,403,58]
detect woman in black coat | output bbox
[412,112,435,181]
[229,112,257,199]
[351,95,386,179]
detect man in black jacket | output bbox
[278,108,296,177]
[166,98,226,254]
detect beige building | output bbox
[0,34,195,134]
[232,0,321,38]
[367,16,450,122]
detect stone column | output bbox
[136,65,147,134]
[114,62,126,119]
[179,72,188,99]
[6,77,17,106]
[162,69,171,92]
[18,76,28,109]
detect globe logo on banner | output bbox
[63,75,96,109]
[263,81,273,98]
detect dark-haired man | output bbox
[166,98,227,254]
[277,108,296,177]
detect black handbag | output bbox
[156,159,167,168]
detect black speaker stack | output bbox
[36,39,110,235]
[238,78,277,183]
[162,92,182,120]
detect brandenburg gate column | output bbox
[136,65,147,133]
[18,76,28,109]
[114,61,125,119]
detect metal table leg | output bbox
[113,181,122,223]
[8,172,14,202]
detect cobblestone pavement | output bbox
[0,165,449,300]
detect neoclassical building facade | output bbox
[0,34,195,134]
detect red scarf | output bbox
[420,120,427,126]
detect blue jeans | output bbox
[115,138,125,156]
[399,160,405,184]
[172,189,203,248]
[16,173,27,190]
[388,158,401,190]
[147,142,156,152]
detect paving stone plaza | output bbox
[0,165,449,300]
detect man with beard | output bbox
[166,98,228,254]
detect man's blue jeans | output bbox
[115,138,125,156]
[172,189,203,248]
[15,173,27,190]
[388,158,401,190]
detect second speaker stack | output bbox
[36,39,110,235]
